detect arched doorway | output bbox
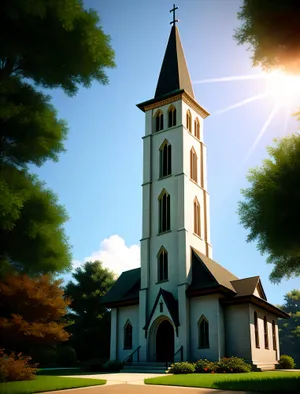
[156,320,174,362]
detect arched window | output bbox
[124,320,132,349]
[159,140,172,178]
[158,190,170,233]
[157,247,168,282]
[264,316,269,349]
[194,197,201,236]
[168,105,176,127]
[272,320,277,350]
[190,147,198,183]
[186,110,192,132]
[155,110,164,132]
[254,311,260,348]
[194,117,200,139]
[198,315,209,348]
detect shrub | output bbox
[279,354,295,369]
[0,348,38,382]
[81,357,108,372]
[28,346,57,368]
[194,359,212,373]
[216,357,251,373]
[56,346,78,367]
[168,362,195,374]
[104,360,123,372]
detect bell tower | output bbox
[137,6,212,360]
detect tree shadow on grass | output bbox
[214,375,300,393]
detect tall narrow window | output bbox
[186,110,192,132]
[198,316,209,348]
[155,110,164,132]
[124,320,132,349]
[168,105,176,127]
[272,320,277,351]
[159,140,172,178]
[157,247,168,282]
[190,147,198,183]
[254,311,260,348]
[158,190,170,233]
[264,316,269,349]
[194,117,200,139]
[194,197,201,236]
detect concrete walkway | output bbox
[40,373,261,394]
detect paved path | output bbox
[41,373,259,394]
[42,383,258,394]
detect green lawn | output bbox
[0,375,106,394]
[145,371,300,393]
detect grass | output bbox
[145,371,300,393]
[0,375,106,394]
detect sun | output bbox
[264,70,300,105]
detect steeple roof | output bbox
[154,25,194,99]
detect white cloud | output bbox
[72,235,140,275]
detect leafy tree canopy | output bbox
[0,0,115,94]
[278,289,300,367]
[0,0,115,275]
[234,0,300,73]
[0,274,71,351]
[64,261,115,361]
[0,166,71,276]
[238,131,300,283]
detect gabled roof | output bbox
[231,276,267,300]
[187,248,238,296]
[101,268,140,307]
[154,25,194,100]
[144,288,179,330]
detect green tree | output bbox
[64,261,115,361]
[0,0,115,94]
[238,132,300,283]
[278,290,300,367]
[0,0,115,275]
[234,0,300,73]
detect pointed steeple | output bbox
[154,25,195,99]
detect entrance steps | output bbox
[122,361,170,373]
[252,362,279,371]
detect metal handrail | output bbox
[123,345,141,365]
[165,345,183,369]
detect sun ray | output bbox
[283,104,291,136]
[213,93,269,116]
[193,74,266,84]
[244,104,281,164]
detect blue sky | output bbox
[34,0,299,305]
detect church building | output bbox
[102,7,288,372]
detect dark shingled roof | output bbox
[231,276,267,300]
[154,25,194,99]
[187,248,238,295]
[101,268,140,306]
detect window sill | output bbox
[157,230,171,236]
[190,177,199,186]
[156,279,169,284]
[193,232,203,240]
[198,346,210,349]
[158,174,172,181]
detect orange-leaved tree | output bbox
[0,274,71,351]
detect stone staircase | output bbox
[252,362,279,371]
[122,361,169,373]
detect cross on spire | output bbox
[170,4,179,26]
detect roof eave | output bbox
[137,90,210,119]
[220,295,290,319]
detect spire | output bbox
[154,24,195,99]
